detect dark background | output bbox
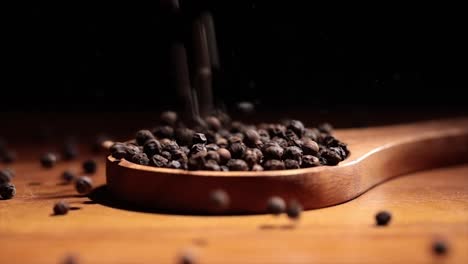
[4,2,467,113]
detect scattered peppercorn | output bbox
[0,182,16,199]
[375,211,392,226]
[82,159,97,173]
[40,153,57,168]
[209,189,230,210]
[192,133,207,145]
[432,240,448,255]
[75,176,93,194]
[286,200,303,220]
[61,170,76,183]
[53,200,70,215]
[266,196,286,215]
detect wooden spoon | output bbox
[103,118,468,214]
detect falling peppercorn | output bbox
[286,200,303,220]
[82,159,97,174]
[266,196,286,215]
[209,189,230,210]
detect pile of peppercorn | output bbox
[109,111,350,171]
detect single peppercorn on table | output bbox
[1,117,468,263]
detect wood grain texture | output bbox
[0,119,467,263]
[106,118,468,214]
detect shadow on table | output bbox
[88,185,263,216]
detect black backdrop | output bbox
[4,2,466,112]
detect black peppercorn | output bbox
[143,139,162,157]
[217,148,231,164]
[75,176,93,194]
[82,159,97,174]
[228,135,243,144]
[40,153,57,168]
[375,211,392,226]
[263,160,285,170]
[175,128,194,146]
[0,169,13,184]
[263,143,284,160]
[272,137,289,149]
[304,128,320,142]
[61,170,76,183]
[205,116,222,131]
[244,129,261,147]
[230,121,244,133]
[268,124,286,138]
[215,137,228,148]
[160,111,178,126]
[284,159,301,169]
[172,149,188,163]
[205,143,219,152]
[209,189,230,210]
[135,129,155,146]
[131,153,150,165]
[266,196,286,215]
[110,142,125,153]
[190,144,207,156]
[153,125,175,139]
[287,120,305,137]
[192,133,207,145]
[251,164,264,171]
[319,149,342,165]
[63,142,79,160]
[0,182,16,199]
[161,140,180,153]
[150,155,169,168]
[53,200,70,215]
[125,144,141,161]
[302,138,319,155]
[160,151,172,160]
[283,146,303,161]
[206,151,220,163]
[229,142,247,159]
[257,129,270,143]
[111,146,127,160]
[168,160,182,169]
[204,160,221,171]
[432,240,448,255]
[301,155,320,168]
[318,122,333,134]
[243,149,260,167]
[286,200,303,220]
[226,159,249,171]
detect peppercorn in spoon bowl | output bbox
[103,117,468,214]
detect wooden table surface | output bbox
[1,144,467,264]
